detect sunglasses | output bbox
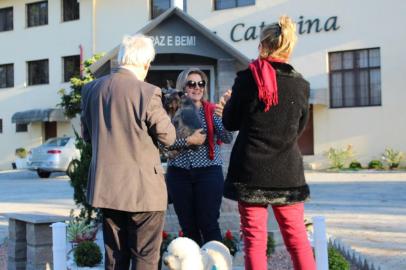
[186,80,206,89]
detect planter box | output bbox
[15,158,28,169]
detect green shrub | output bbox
[74,241,102,267]
[328,247,350,270]
[349,161,362,170]
[325,145,354,169]
[266,233,275,257]
[368,159,383,169]
[15,148,27,158]
[58,54,104,224]
[382,148,404,169]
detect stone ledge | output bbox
[3,212,68,224]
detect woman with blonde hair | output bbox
[219,16,316,269]
[165,68,233,246]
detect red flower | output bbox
[162,231,169,239]
[178,230,184,237]
[225,229,233,240]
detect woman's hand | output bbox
[215,89,232,117]
[186,128,207,146]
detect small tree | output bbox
[58,53,104,223]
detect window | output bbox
[329,48,381,108]
[45,137,70,146]
[63,55,80,82]
[0,7,13,32]
[151,0,170,19]
[62,0,79,22]
[27,1,48,27]
[0,64,14,88]
[0,119,3,133]
[27,59,49,85]
[214,0,255,10]
[16,123,28,133]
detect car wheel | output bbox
[66,160,78,177]
[37,170,51,178]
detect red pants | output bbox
[238,202,316,270]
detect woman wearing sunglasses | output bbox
[219,16,316,270]
[165,68,233,246]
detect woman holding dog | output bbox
[165,68,233,246]
[219,16,316,270]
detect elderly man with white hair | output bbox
[80,35,176,269]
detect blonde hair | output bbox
[259,16,297,60]
[176,68,209,100]
[117,34,155,67]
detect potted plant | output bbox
[66,212,101,268]
[222,229,239,256]
[381,148,404,169]
[325,145,354,170]
[14,148,28,169]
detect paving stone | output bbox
[26,223,52,246]
[8,220,25,241]
[26,262,52,270]
[7,240,26,260]
[7,259,26,270]
[26,244,52,265]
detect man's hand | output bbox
[214,89,232,117]
[186,128,207,146]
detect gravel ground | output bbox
[0,241,362,270]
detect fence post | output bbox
[313,216,328,270]
[51,222,66,270]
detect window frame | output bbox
[328,47,381,109]
[16,123,28,133]
[27,59,49,86]
[0,6,13,32]
[26,1,48,28]
[150,0,171,19]
[62,0,80,22]
[0,118,3,134]
[62,55,80,82]
[214,0,255,11]
[0,63,14,89]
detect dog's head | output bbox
[163,237,205,270]
[162,88,183,118]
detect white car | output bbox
[27,137,80,178]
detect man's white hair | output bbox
[117,34,155,67]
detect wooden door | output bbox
[44,122,57,141]
[298,105,314,155]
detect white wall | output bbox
[94,0,150,53]
[0,0,93,169]
[189,0,406,163]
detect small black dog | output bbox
[172,96,203,140]
[162,87,183,119]
[161,88,203,158]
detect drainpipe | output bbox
[92,0,97,54]
[79,44,84,77]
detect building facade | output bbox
[1,0,406,170]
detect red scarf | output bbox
[202,100,221,160]
[249,57,286,112]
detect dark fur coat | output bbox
[222,62,311,205]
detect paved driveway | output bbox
[305,172,406,270]
[0,170,75,242]
[0,170,405,270]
